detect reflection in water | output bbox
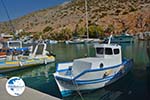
[5,63,55,80]
[146,41,150,100]
[64,89,122,100]
[5,63,62,98]
[64,72,134,100]
[146,41,150,67]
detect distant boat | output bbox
[53,37,133,97]
[137,32,150,41]
[21,36,34,44]
[49,40,58,44]
[23,39,33,44]
[44,39,58,44]
[65,38,85,44]
[84,38,102,44]
[0,43,55,73]
[104,33,134,43]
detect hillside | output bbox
[0,0,150,39]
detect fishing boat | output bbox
[0,43,55,73]
[53,36,133,97]
[5,40,32,53]
[104,33,134,43]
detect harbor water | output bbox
[4,40,150,100]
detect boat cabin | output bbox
[7,41,22,49]
[69,44,122,76]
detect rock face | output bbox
[0,0,150,34]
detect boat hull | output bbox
[0,56,55,73]
[54,59,133,97]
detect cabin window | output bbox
[114,49,120,54]
[105,48,113,55]
[96,48,104,54]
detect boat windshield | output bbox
[96,47,113,55]
[96,48,104,54]
[105,48,113,55]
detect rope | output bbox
[71,73,85,100]
[1,0,15,33]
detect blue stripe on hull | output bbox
[57,59,133,97]
[60,70,129,97]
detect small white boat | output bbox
[65,38,85,44]
[44,39,58,44]
[53,36,133,97]
[49,40,58,44]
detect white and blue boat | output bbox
[53,37,133,97]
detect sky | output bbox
[0,0,69,22]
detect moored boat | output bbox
[53,37,133,97]
[65,38,85,44]
[0,40,32,60]
[0,43,55,73]
[104,33,134,43]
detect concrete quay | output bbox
[0,78,61,100]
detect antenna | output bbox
[108,35,112,44]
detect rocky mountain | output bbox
[0,0,150,39]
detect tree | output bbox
[77,27,86,36]
[105,24,115,33]
[43,26,53,33]
[89,25,97,38]
[58,28,72,40]
[88,25,104,38]
[96,26,104,38]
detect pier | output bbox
[0,78,61,100]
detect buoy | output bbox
[103,69,113,78]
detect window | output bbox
[96,48,104,54]
[105,48,113,55]
[114,49,120,54]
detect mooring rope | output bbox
[71,73,85,100]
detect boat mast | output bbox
[85,0,89,39]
